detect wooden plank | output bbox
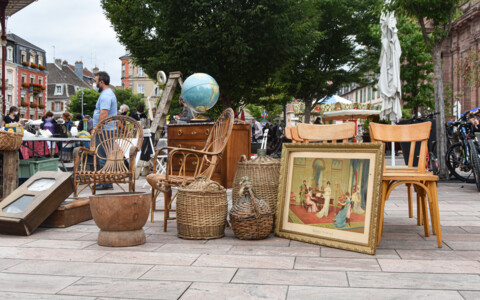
[42,198,92,228]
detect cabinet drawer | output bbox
[168,126,212,140]
[168,140,205,151]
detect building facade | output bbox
[120,53,161,113]
[46,59,90,118]
[0,33,47,119]
[338,73,382,109]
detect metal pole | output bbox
[81,89,84,116]
[0,0,8,116]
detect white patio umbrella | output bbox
[378,8,402,166]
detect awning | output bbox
[3,0,37,17]
[322,109,380,122]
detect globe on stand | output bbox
[181,73,220,121]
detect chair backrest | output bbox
[92,115,144,172]
[198,108,235,178]
[297,122,356,143]
[369,122,431,171]
[289,126,304,143]
[285,126,293,140]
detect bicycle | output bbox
[445,110,480,191]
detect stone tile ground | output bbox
[0,163,479,299]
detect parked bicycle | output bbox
[445,110,480,191]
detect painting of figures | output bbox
[275,143,384,254]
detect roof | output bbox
[67,64,94,78]
[46,63,90,98]
[4,0,36,17]
[7,33,45,53]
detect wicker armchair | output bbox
[73,115,144,197]
[146,108,234,232]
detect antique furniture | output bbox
[297,122,356,143]
[0,150,19,199]
[0,171,73,235]
[176,177,227,239]
[42,198,92,228]
[369,122,442,248]
[90,192,151,247]
[146,108,234,231]
[230,176,273,240]
[73,115,144,196]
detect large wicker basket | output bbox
[232,155,280,214]
[176,177,228,240]
[0,131,23,151]
[230,176,273,240]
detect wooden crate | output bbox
[42,198,92,228]
[168,122,251,188]
[0,151,19,198]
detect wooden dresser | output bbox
[167,122,251,188]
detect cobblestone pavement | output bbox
[0,165,479,299]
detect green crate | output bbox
[19,157,59,178]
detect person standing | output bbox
[93,71,118,190]
[119,104,129,116]
[62,112,73,132]
[316,181,332,218]
[175,96,194,123]
[1,106,19,127]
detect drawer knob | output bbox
[177,130,183,136]
[205,129,210,136]
[191,146,197,150]
[191,131,197,135]
[192,161,198,166]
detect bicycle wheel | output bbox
[446,142,476,183]
[467,140,480,192]
[428,152,439,175]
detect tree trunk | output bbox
[304,100,312,124]
[221,93,232,110]
[432,45,448,179]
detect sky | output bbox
[8,0,126,86]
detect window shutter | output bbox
[61,102,64,111]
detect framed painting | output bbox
[275,143,384,254]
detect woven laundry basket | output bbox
[0,131,23,151]
[232,154,280,214]
[176,177,227,239]
[230,176,273,240]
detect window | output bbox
[6,46,13,61]
[21,51,27,63]
[21,73,26,83]
[368,87,371,101]
[355,91,358,102]
[21,95,25,104]
[38,96,43,105]
[377,85,380,98]
[39,77,43,86]
[137,67,144,77]
[137,83,145,95]
[55,84,63,95]
[29,51,36,64]
[54,102,62,111]
[30,75,35,84]
[38,55,43,66]
[122,64,126,77]
[6,70,13,84]
[7,93,12,104]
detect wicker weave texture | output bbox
[232,155,280,213]
[230,188,273,240]
[176,178,227,239]
[0,131,23,151]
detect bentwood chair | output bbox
[297,122,356,143]
[73,115,144,196]
[146,108,234,232]
[369,122,442,248]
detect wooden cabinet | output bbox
[167,122,251,188]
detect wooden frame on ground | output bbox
[275,143,384,254]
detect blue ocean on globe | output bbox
[181,73,220,113]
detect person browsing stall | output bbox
[175,96,194,123]
[1,106,19,127]
[93,71,118,190]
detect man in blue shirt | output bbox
[93,71,117,190]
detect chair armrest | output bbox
[74,147,96,172]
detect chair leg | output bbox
[163,187,172,232]
[419,190,430,237]
[416,189,423,226]
[150,189,157,222]
[377,181,389,246]
[429,182,442,248]
[407,183,413,218]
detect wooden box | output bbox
[42,198,92,228]
[168,122,251,188]
[0,151,19,198]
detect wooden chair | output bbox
[146,108,234,232]
[369,122,442,248]
[73,115,144,196]
[297,122,356,143]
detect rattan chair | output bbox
[369,122,442,248]
[73,115,144,196]
[146,108,234,232]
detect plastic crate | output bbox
[19,157,59,178]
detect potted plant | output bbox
[38,65,46,70]
[21,82,29,88]
[30,103,37,108]
[22,62,30,67]
[30,63,38,69]
[38,104,45,109]
[21,101,28,107]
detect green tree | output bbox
[114,88,144,115]
[102,0,302,109]
[279,0,382,123]
[69,88,99,116]
[246,103,284,123]
[390,0,463,179]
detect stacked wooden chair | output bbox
[146,108,234,232]
[73,115,144,196]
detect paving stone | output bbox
[461,226,480,233]
[424,233,480,241]
[287,286,463,300]
[460,291,480,300]
[146,234,208,244]
[0,247,107,262]
[396,250,470,260]
[228,245,320,257]
[85,242,164,252]
[4,260,154,279]
[378,258,480,273]
[377,239,446,250]
[0,273,80,294]
[320,248,399,259]
[96,250,199,266]
[62,225,100,233]
[205,236,290,247]
[21,239,96,249]
[0,237,32,246]
[295,257,380,272]
[232,268,348,286]
[289,240,322,248]
[444,241,480,250]
[180,282,287,300]
[348,271,480,290]
[0,292,95,299]
[23,230,90,240]
[0,259,23,271]
[156,244,232,255]
[193,254,294,269]
[141,265,236,283]
[58,277,190,299]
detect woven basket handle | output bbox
[238,155,248,163]
[247,188,260,219]
[240,176,260,218]
[206,181,224,191]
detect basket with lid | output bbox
[0,130,23,151]
[230,176,273,240]
[176,177,228,239]
[232,154,280,214]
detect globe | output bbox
[181,73,220,113]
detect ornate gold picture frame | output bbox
[275,143,384,254]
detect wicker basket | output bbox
[230,176,273,240]
[232,154,280,214]
[0,131,23,151]
[176,177,228,239]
